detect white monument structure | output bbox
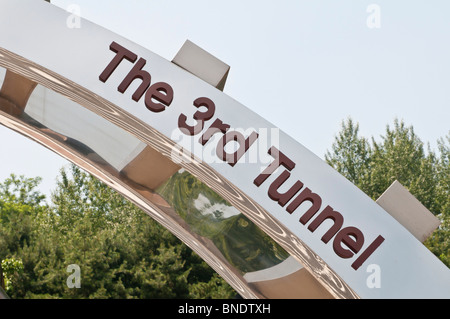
[0,0,449,299]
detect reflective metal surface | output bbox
[0,286,9,299]
[0,66,333,298]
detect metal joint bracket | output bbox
[172,40,230,91]
[376,180,441,243]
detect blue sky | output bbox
[1,0,449,198]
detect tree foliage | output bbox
[326,118,449,267]
[0,166,235,299]
[1,257,24,294]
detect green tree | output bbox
[49,165,234,298]
[0,174,48,297]
[325,118,371,194]
[0,165,235,299]
[1,258,24,294]
[368,119,436,203]
[424,134,450,267]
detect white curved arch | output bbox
[0,0,449,299]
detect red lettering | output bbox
[254,147,295,187]
[307,205,344,243]
[144,82,174,113]
[287,187,323,224]
[99,41,137,83]
[118,58,151,101]
[99,42,386,272]
[254,146,384,270]
[268,170,304,207]
[351,235,385,270]
[216,130,259,167]
[178,97,216,135]
[199,118,230,145]
[333,227,364,259]
[100,42,173,112]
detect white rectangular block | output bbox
[376,180,441,242]
[172,40,230,91]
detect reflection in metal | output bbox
[0,286,9,299]
[156,170,289,275]
[0,66,335,298]
[244,257,333,299]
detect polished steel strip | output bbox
[0,108,261,299]
[0,286,8,299]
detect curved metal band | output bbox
[0,45,353,299]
